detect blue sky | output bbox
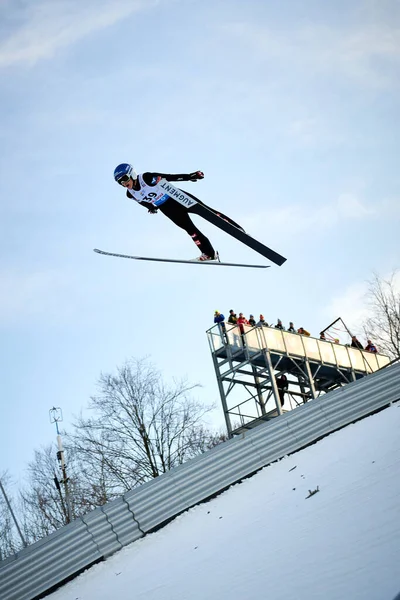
[1,0,399,485]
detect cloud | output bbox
[286,118,321,145]
[321,270,400,335]
[380,196,400,217]
[322,281,370,331]
[0,0,158,68]
[0,268,73,324]
[336,193,375,219]
[285,117,345,148]
[221,18,400,89]
[241,192,375,236]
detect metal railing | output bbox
[207,323,390,374]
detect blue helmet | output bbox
[113,163,137,183]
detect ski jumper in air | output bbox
[113,163,243,261]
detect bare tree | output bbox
[0,473,25,560]
[3,359,224,546]
[19,445,74,541]
[363,271,400,360]
[70,358,216,492]
[19,443,104,542]
[183,426,229,455]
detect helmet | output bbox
[113,163,137,183]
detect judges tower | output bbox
[207,323,390,438]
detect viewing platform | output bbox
[207,323,390,436]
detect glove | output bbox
[148,207,158,214]
[188,171,204,181]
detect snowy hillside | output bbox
[48,403,400,600]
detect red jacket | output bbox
[237,316,249,332]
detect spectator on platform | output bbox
[237,312,249,334]
[287,322,295,333]
[228,309,237,324]
[351,335,363,350]
[276,374,289,407]
[365,340,378,353]
[248,314,256,327]
[214,310,225,324]
[297,327,310,336]
[320,332,326,341]
[214,311,227,343]
[257,314,268,327]
[275,319,285,330]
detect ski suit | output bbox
[126,172,242,257]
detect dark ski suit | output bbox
[127,172,242,257]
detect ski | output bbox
[93,249,270,269]
[157,180,287,266]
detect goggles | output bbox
[117,174,132,184]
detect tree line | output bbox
[0,358,226,560]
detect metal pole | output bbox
[211,352,233,437]
[298,374,308,403]
[0,478,27,547]
[263,349,283,416]
[339,317,354,340]
[252,366,266,416]
[50,407,72,524]
[304,359,317,400]
[320,317,341,335]
[56,435,72,523]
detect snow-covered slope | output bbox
[48,403,400,600]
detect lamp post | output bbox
[49,407,72,524]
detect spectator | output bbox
[287,321,295,333]
[248,314,256,327]
[237,312,249,334]
[257,314,268,327]
[297,327,311,336]
[276,374,289,407]
[228,309,237,324]
[275,319,285,330]
[213,311,226,343]
[319,332,326,341]
[365,339,378,353]
[214,310,225,325]
[351,335,363,349]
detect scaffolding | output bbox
[207,323,390,438]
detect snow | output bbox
[48,403,400,600]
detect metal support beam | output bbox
[263,349,283,415]
[303,359,317,400]
[211,353,233,437]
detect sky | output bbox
[46,402,400,600]
[0,0,400,486]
